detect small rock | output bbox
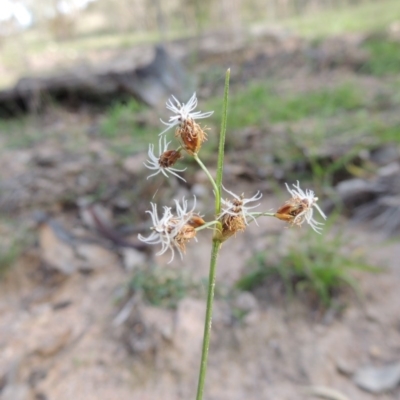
[39,223,76,274]
[336,178,378,199]
[377,162,400,177]
[370,146,399,166]
[336,358,356,376]
[353,362,400,393]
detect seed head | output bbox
[218,187,262,240]
[138,197,200,263]
[275,181,327,233]
[174,224,197,254]
[159,92,213,136]
[159,149,182,168]
[144,136,186,181]
[176,118,208,155]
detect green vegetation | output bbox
[0,117,42,149]
[236,224,378,307]
[0,218,28,278]
[99,99,157,156]
[307,112,400,187]
[362,37,400,76]
[100,98,149,137]
[282,0,400,38]
[129,266,199,309]
[0,98,157,154]
[209,82,364,130]
[0,110,91,151]
[0,243,21,278]
[204,73,400,187]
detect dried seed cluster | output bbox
[139,93,327,262]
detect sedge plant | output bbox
[138,70,327,400]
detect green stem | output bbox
[250,212,276,218]
[195,220,219,232]
[194,154,219,196]
[195,69,230,400]
[195,239,221,400]
[215,69,230,215]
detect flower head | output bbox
[138,197,201,263]
[159,92,213,136]
[218,187,262,239]
[159,92,213,155]
[275,181,327,233]
[176,118,208,155]
[143,136,186,181]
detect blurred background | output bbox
[1,1,400,399]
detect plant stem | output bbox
[194,154,219,196]
[195,69,230,400]
[195,220,219,232]
[250,212,276,218]
[215,69,230,215]
[195,239,221,400]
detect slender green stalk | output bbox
[195,239,221,400]
[195,220,219,232]
[195,69,231,400]
[251,212,276,218]
[194,154,219,196]
[215,69,230,215]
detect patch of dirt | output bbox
[1,218,400,400]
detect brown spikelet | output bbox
[176,118,208,155]
[275,198,309,226]
[221,214,246,238]
[174,224,197,253]
[218,197,246,241]
[187,214,206,228]
[159,149,182,168]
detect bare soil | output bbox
[1,214,400,400]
